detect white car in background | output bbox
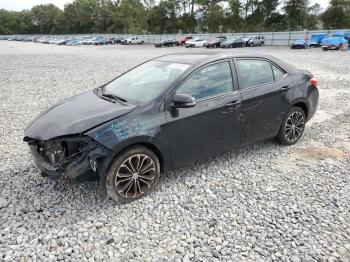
[185,38,207,48]
[124,37,145,45]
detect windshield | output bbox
[103,61,191,103]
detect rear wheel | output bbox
[106,146,160,203]
[275,107,306,145]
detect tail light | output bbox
[310,77,318,87]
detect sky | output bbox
[0,0,330,12]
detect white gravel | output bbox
[0,42,349,261]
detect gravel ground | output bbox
[0,42,349,262]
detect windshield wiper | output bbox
[95,86,128,104]
[102,93,127,103]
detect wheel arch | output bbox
[96,139,169,190]
[109,137,169,174]
[293,101,308,119]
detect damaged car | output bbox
[24,53,319,203]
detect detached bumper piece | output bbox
[26,137,111,181]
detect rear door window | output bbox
[236,59,274,89]
[271,64,286,81]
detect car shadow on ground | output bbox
[16,138,281,212]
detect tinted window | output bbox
[177,62,233,100]
[237,59,274,89]
[272,64,286,81]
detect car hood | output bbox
[24,90,136,140]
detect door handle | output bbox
[279,86,291,92]
[225,100,241,108]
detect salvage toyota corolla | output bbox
[24,53,319,203]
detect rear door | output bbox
[235,58,293,144]
[165,60,242,167]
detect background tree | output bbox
[321,0,350,29]
[283,0,309,30]
[0,0,349,35]
[31,4,63,34]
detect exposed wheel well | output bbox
[293,102,308,119]
[117,142,164,173]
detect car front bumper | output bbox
[28,140,112,180]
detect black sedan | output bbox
[205,36,227,48]
[220,38,245,48]
[154,39,176,47]
[24,53,319,203]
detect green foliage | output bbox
[0,0,349,35]
[321,0,350,29]
[283,0,309,30]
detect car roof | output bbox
[155,52,298,72]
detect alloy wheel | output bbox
[285,111,304,143]
[115,154,156,199]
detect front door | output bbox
[165,60,242,167]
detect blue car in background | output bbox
[321,37,348,51]
[332,31,350,45]
[290,39,307,49]
[66,39,81,46]
[93,37,108,45]
[309,33,327,47]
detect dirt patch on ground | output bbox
[296,146,349,160]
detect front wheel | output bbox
[106,146,160,203]
[275,107,306,145]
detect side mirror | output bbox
[173,94,196,108]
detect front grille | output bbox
[35,140,85,167]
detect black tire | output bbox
[106,145,160,203]
[141,41,145,45]
[275,107,306,146]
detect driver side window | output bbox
[176,62,233,100]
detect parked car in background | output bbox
[290,39,308,49]
[309,33,327,47]
[123,37,145,45]
[82,37,95,45]
[185,38,207,48]
[246,35,265,47]
[23,53,319,203]
[205,36,227,48]
[176,36,192,46]
[66,39,81,46]
[321,37,348,51]
[220,38,245,48]
[23,36,34,42]
[155,39,176,47]
[107,37,123,44]
[93,37,108,45]
[334,31,350,46]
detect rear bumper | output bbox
[322,45,338,50]
[307,88,319,121]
